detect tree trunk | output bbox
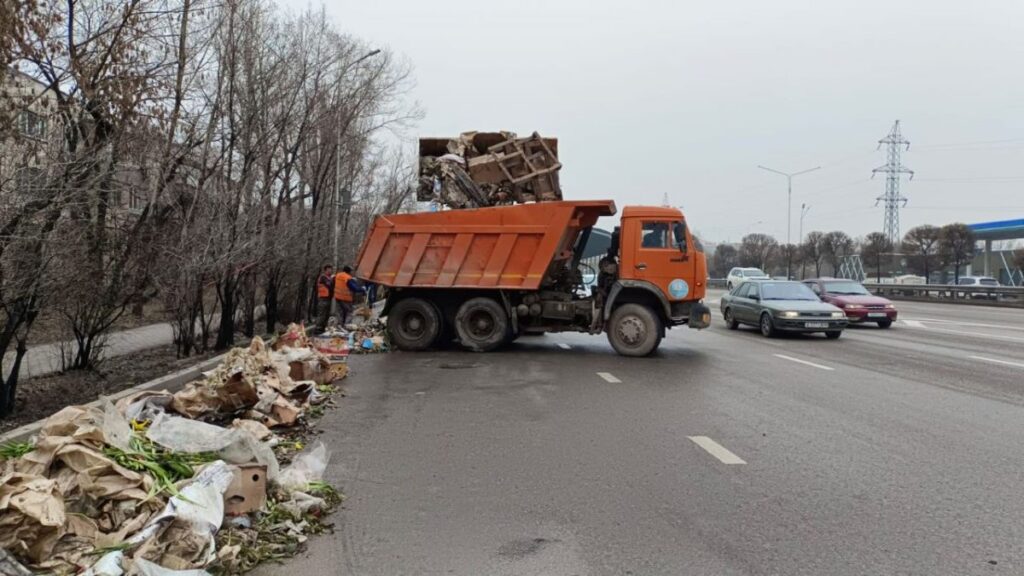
[265,275,279,334]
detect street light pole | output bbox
[799,203,811,244]
[758,164,820,277]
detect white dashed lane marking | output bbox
[773,353,835,371]
[688,436,746,465]
[970,355,1024,369]
[558,343,571,350]
[597,372,621,383]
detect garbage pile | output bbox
[418,131,562,209]
[313,304,388,356]
[0,324,347,575]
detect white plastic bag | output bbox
[277,441,329,492]
[101,397,133,450]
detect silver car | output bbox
[720,280,848,339]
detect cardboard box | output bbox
[224,464,268,515]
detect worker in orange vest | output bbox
[333,265,365,327]
[315,264,334,332]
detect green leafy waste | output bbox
[103,433,217,498]
[0,441,34,460]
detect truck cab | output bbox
[597,207,710,355]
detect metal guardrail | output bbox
[863,282,1024,305]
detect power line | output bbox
[872,120,914,244]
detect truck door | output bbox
[633,220,697,305]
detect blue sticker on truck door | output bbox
[669,279,689,299]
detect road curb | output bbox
[0,353,227,444]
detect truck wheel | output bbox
[455,297,509,352]
[387,298,440,351]
[607,304,662,357]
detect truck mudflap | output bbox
[687,303,712,329]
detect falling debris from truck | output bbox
[417,131,562,209]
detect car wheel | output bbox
[607,303,663,357]
[877,320,892,329]
[825,330,842,340]
[723,308,739,330]
[727,281,733,290]
[387,298,441,351]
[759,313,775,338]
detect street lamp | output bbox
[799,203,811,244]
[758,164,820,277]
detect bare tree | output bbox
[902,225,941,283]
[860,232,893,283]
[801,231,826,278]
[939,223,975,285]
[738,233,778,270]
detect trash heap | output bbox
[417,131,562,209]
[0,324,347,575]
[312,304,388,356]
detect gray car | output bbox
[720,280,848,339]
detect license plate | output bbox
[867,312,886,318]
[805,322,828,328]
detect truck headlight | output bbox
[780,311,799,318]
[831,311,846,318]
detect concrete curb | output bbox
[0,353,227,444]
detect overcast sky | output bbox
[282,0,1024,244]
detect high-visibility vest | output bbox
[333,272,354,302]
[317,274,332,299]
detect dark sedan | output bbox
[720,280,848,339]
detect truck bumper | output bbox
[687,303,712,329]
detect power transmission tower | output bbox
[661,192,670,207]
[872,120,914,244]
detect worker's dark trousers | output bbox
[315,299,332,331]
[336,300,353,327]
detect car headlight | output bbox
[780,311,799,318]
[884,303,895,309]
[831,311,846,318]
[844,303,864,310]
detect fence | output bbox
[863,282,1024,306]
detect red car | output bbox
[802,278,898,328]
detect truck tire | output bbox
[455,297,509,352]
[387,298,441,351]
[607,303,662,357]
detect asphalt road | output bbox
[261,294,1024,576]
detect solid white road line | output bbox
[558,343,571,350]
[909,317,1024,332]
[597,372,621,383]
[969,355,1024,369]
[772,353,835,371]
[902,319,927,328]
[688,436,746,465]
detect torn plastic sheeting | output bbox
[277,441,329,493]
[101,397,133,451]
[146,414,280,481]
[102,461,233,573]
[147,414,240,453]
[135,558,211,576]
[119,392,175,423]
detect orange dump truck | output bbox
[354,200,711,356]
